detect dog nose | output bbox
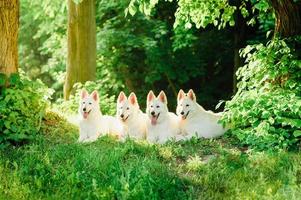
[180,111,184,115]
[83,108,86,112]
[120,114,124,118]
[151,111,155,116]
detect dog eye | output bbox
[186,104,189,107]
[126,107,129,110]
[89,102,92,105]
[120,107,123,109]
[150,105,153,108]
[156,105,160,108]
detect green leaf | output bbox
[0,73,6,87]
[4,121,10,129]
[293,130,301,137]
[9,73,20,86]
[128,2,137,16]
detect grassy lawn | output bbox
[1,112,301,199]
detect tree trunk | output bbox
[233,33,242,94]
[0,0,19,77]
[232,0,246,93]
[270,0,301,38]
[64,0,96,100]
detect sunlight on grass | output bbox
[1,111,301,199]
[186,155,204,171]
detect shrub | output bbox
[0,73,52,148]
[222,38,301,150]
[54,81,117,116]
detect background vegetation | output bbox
[19,0,244,108]
[15,0,301,150]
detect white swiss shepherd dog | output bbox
[176,89,226,139]
[116,91,148,140]
[146,90,182,144]
[78,89,122,142]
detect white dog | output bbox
[116,91,148,140]
[176,89,226,139]
[146,90,181,144]
[78,89,122,142]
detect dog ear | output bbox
[187,89,196,101]
[117,91,127,103]
[147,90,155,103]
[91,90,99,102]
[129,92,138,105]
[81,89,89,99]
[158,91,167,104]
[177,89,185,101]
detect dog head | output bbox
[116,91,140,123]
[176,89,197,120]
[146,90,169,125]
[79,89,100,120]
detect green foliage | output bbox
[19,0,237,110]
[96,0,171,95]
[19,0,67,99]
[0,73,52,148]
[222,38,301,150]
[127,0,273,30]
[55,81,117,116]
[96,0,234,109]
[128,0,237,28]
[174,0,236,29]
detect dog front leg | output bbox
[78,130,88,143]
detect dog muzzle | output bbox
[181,111,190,120]
[151,113,160,125]
[83,110,91,119]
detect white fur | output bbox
[116,92,148,140]
[176,89,226,139]
[146,91,182,144]
[78,90,122,142]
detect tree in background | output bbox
[126,0,262,88]
[0,0,19,77]
[18,0,242,109]
[96,0,237,109]
[270,0,301,38]
[64,0,96,100]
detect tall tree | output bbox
[64,0,96,100]
[0,0,19,77]
[270,0,301,38]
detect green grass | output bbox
[1,112,301,199]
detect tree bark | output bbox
[64,0,96,100]
[270,0,301,38]
[0,0,19,77]
[232,0,246,94]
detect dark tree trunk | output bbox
[0,0,19,77]
[232,0,246,93]
[270,0,301,38]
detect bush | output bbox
[0,73,52,148]
[222,38,301,150]
[54,81,117,116]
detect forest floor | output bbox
[1,111,301,199]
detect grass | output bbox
[1,111,301,199]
